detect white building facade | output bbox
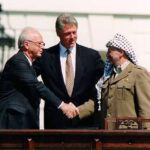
[0,0,150,70]
[1,0,150,129]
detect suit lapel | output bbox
[51,45,69,94]
[51,44,86,97]
[72,45,85,95]
[19,51,37,76]
[53,45,85,97]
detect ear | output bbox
[23,41,29,49]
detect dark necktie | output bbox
[65,49,74,96]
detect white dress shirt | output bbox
[59,43,76,84]
[23,52,32,66]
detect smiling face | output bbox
[106,47,124,66]
[57,24,77,49]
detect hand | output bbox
[59,102,79,119]
[68,102,79,118]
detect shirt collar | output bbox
[59,43,76,56]
[114,60,130,74]
[121,60,130,70]
[23,52,32,66]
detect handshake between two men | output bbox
[59,102,79,119]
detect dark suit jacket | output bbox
[33,44,104,129]
[0,51,62,129]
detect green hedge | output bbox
[99,51,107,62]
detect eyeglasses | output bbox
[26,40,45,47]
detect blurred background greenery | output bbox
[99,51,106,62]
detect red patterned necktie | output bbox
[65,49,74,96]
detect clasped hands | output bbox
[60,102,79,119]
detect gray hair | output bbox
[18,27,39,49]
[55,13,78,33]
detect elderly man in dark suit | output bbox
[0,27,79,129]
[33,13,104,129]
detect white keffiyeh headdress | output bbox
[96,33,138,111]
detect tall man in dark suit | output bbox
[0,27,79,129]
[33,13,104,129]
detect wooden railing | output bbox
[1,129,150,150]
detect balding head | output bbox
[18,27,42,49]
